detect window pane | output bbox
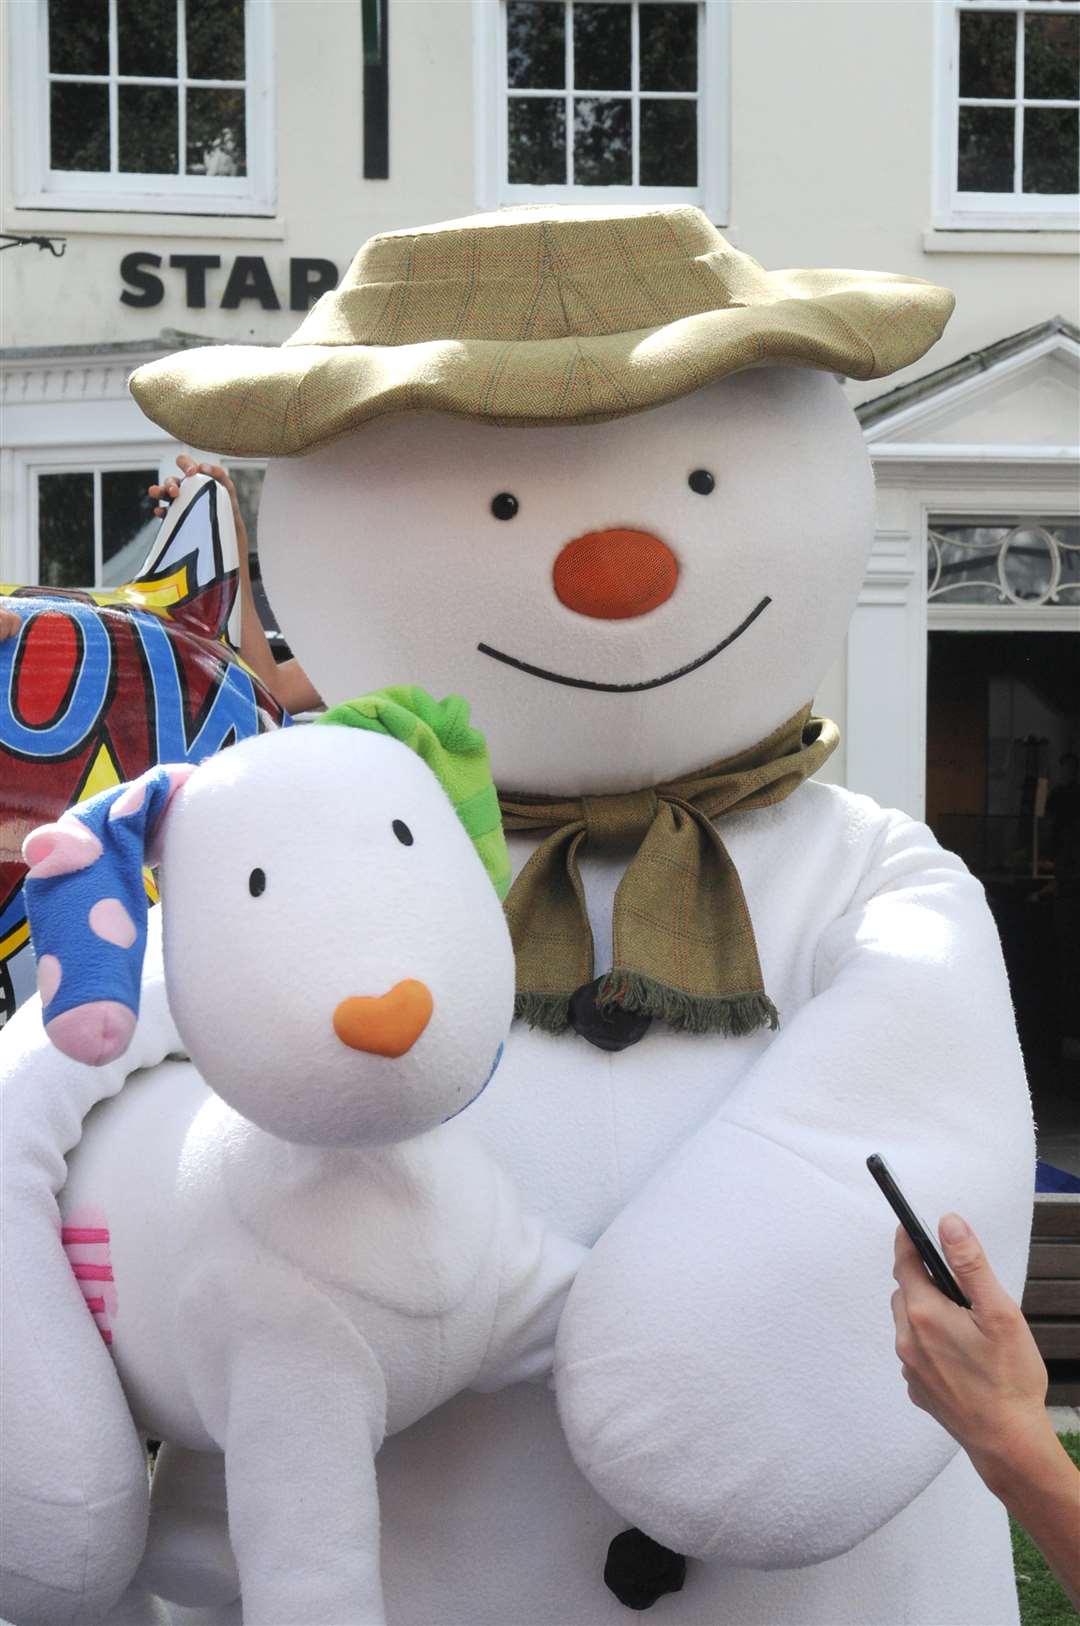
[50,82,109,171]
[573,96,631,183]
[187,0,246,82]
[1024,14,1080,102]
[226,467,289,651]
[1023,107,1079,192]
[1002,528,1055,601]
[38,474,94,588]
[640,3,697,92]
[187,88,246,175]
[228,467,265,552]
[957,105,1014,191]
[1052,523,1080,603]
[508,97,567,182]
[640,97,696,184]
[959,11,1016,98]
[100,472,158,588]
[48,0,108,75]
[117,0,175,77]
[507,2,565,89]
[927,524,1008,603]
[573,3,631,91]
[118,84,178,172]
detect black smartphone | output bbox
[866,1153,972,1309]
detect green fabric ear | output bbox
[316,687,512,901]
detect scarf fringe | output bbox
[514,978,779,1037]
[597,971,778,1036]
[514,992,580,1035]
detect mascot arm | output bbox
[474,1164,588,1392]
[554,813,1033,1569]
[181,1259,389,1626]
[0,912,184,1624]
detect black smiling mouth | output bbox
[477,596,772,694]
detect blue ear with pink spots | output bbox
[22,763,193,1065]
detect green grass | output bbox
[1013,1431,1079,1626]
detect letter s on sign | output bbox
[120,253,164,309]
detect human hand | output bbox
[891,1214,1050,1489]
[0,604,20,641]
[148,455,247,551]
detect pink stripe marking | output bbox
[72,1262,113,1281]
[61,1227,110,1244]
[101,1329,113,1345]
[84,1295,106,1313]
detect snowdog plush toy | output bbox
[14,692,583,1625]
[2,206,1035,1626]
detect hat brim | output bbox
[129,271,954,458]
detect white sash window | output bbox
[10,0,275,215]
[475,0,729,218]
[934,0,1079,230]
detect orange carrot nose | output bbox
[333,980,434,1057]
[553,529,678,620]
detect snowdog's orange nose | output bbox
[553,529,678,620]
[333,980,434,1057]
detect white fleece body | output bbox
[369,781,1035,1625]
[0,368,1033,1626]
[57,777,1032,1626]
[60,1076,580,1626]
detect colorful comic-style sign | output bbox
[0,476,289,1022]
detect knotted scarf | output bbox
[498,707,838,1037]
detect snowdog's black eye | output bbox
[249,868,266,897]
[392,820,414,846]
[491,492,519,521]
[688,469,715,496]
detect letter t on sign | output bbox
[170,255,222,309]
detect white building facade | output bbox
[2,0,1078,816]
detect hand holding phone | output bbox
[866,1153,972,1309]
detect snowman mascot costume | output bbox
[1,206,1034,1626]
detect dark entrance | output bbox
[926,630,1080,1168]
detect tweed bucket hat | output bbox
[129,204,954,457]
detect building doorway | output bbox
[925,631,1080,1176]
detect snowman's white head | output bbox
[159,726,513,1145]
[260,368,874,795]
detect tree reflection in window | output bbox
[955,4,1078,197]
[46,0,247,179]
[506,0,700,189]
[928,520,1080,606]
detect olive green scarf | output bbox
[498,707,838,1037]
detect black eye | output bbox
[491,492,519,521]
[392,820,414,846]
[688,469,715,496]
[248,867,266,897]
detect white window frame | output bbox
[473,0,729,220]
[932,0,1080,231]
[26,451,163,587]
[9,0,276,216]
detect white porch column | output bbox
[844,479,928,820]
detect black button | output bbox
[568,979,652,1052]
[604,1528,687,1611]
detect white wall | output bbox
[3,0,1076,794]
[0,1,478,348]
[3,0,1076,355]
